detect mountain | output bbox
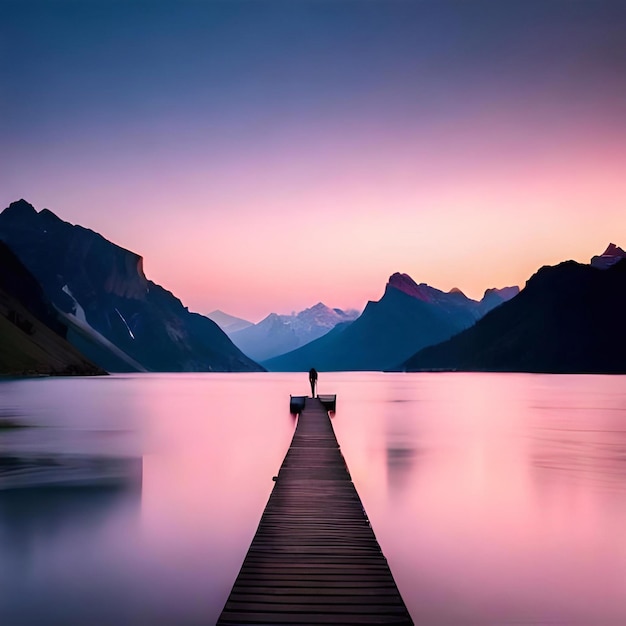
[264,273,518,371]
[0,241,105,376]
[0,200,262,372]
[401,257,626,373]
[591,243,626,269]
[229,302,359,362]
[207,310,253,334]
[477,286,520,315]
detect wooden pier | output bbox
[217,397,413,625]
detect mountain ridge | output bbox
[229,302,359,362]
[264,273,518,371]
[207,310,253,334]
[0,200,262,372]
[401,256,626,373]
[591,243,626,270]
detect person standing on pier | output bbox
[309,367,318,398]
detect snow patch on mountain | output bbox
[62,284,87,323]
[229,302,360,362]
[114,308,135,339]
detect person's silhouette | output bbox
[308,368,318,398]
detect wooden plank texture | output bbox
[217,397,414,625]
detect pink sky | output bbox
[6,103,624,322]
[2,1,625,322]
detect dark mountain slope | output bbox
[0,241,105,376]
[0,200,262,372]
[402,259,626,373]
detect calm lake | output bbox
[1,372,625,625]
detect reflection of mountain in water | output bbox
[0,454,143,491]
[0,479,142,553]
[0,454,142,551]
[384,399,420,498]
[386,446,417,498]
[0,472,143,626]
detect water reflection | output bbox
[329,372,626,626]
[1,373,626,625]
[383,396,419,498]
[0,483,143,626]
[385,446,417,497]
[0,483,141,556]
[527,400,626,492]
[1,373,298,625]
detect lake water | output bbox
[1,372,625,625]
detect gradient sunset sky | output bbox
[2,0,625,321]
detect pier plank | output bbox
[217,397,413,625]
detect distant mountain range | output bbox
[0,240,105,376]
[0,200,262,373]
[402,255,626,373]
[264,273,518,371]
[4,199,621,376]
[207,310,253,334]
[226,302,360,362]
